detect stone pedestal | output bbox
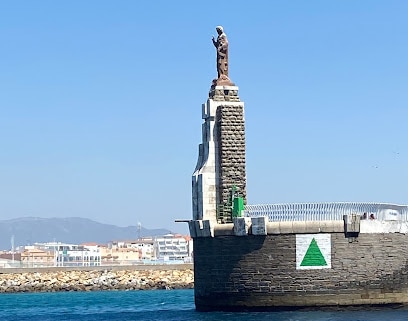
[192,86,246,227]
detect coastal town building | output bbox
[134,240,155,260]
[100,245,140,265]
[0,253,21,268]
[56,243,101,267]
[21,248,54,267]
[154,234,190,262]
[0,235,193,268]
[122,238,155,260]
[32,242,102,267]
[103,238,155,264]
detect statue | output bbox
[212,26,234,86]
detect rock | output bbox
[0,267,194,293]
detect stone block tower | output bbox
[192,84,246,228]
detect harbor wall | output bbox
[193,232,408,311]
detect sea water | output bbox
[0,289,408,321]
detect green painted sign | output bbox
[300,238,327,267]
[296,234,331,270]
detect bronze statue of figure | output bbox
[212,26,229,78]
[212,26,233,86]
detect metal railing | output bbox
[244,202,408,222]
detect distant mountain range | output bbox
[0,217,172,250]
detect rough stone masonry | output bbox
[191,85,246,228]
[216,103,247,211]
[193,231,408,311]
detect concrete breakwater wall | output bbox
[0,264,193,293]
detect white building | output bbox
[127,239,155,260]
[33,242,101,267]
[154,234,190,262]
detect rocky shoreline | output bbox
[0,266,194,293]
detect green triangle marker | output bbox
[300,238,327,266]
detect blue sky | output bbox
[1,1,407,234]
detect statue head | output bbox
[216,26,224,35]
